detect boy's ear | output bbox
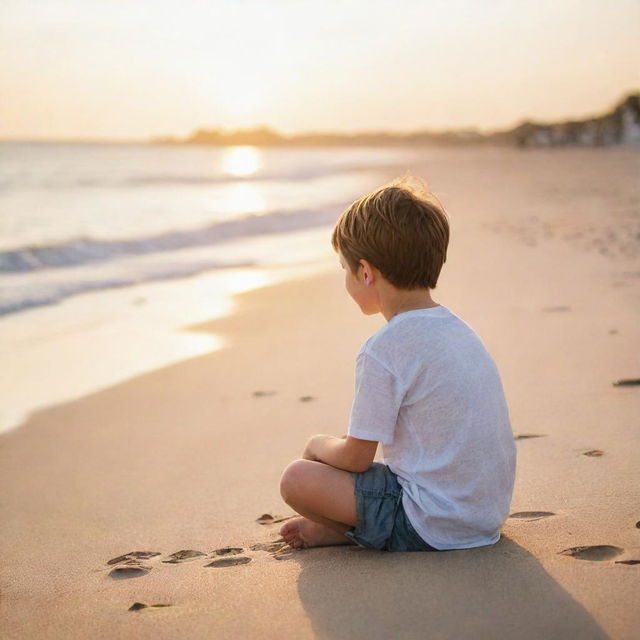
[360,265,370,284]
[361,259,377,284]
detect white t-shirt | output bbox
[347,305,517,550]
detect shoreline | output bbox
[0,226,339,435]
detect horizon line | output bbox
[2,88,637,145]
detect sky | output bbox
[1,0,639,141]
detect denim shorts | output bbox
[344,462,441,552]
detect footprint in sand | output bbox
[299,396,315,402]
[509,511,556,520]
[203,541,294,565]
[582,450,604,457]
[250,540,290,553]
[107,551,161,565]
[205,556,252,567]
[107,551,161,578]
[250,538,295,560]
[612,378,640,387]
[129,602,172,611]
[162,550,207,563]
[107,544,292,575]
[253,390,277,397]
[559,545,623,561]
[109,562,154,578]
[256,513,297,525]
[251,538,295,559]
[203,546,252,567]
[514,434,547,440]
[270,548,296,560]
[211,547,244,556]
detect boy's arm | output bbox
[302,434,378,472]
[301,350,399,472]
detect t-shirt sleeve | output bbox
[347,350,404,445]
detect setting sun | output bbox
[217,82,267,120]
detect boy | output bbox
[279,176,517,552]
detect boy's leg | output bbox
[279,459,358,547]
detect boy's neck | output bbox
[381,287,440,323]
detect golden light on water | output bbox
[222,146,264,178]
[221,183,266,214]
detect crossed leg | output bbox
[279,459,359,548]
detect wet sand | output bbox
[1,148,640,639]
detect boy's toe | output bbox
[279,518,299,538]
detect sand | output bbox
[1,148,640,639]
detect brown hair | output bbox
[331,174,449,289]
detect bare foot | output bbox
[279,516,354,549]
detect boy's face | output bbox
[338,251,379,315]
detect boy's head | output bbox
[331,174,450,294]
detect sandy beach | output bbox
[1,148,639,639]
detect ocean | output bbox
[0,142,424,315]
[0,142,427,432]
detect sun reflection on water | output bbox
[221,183,266,214]
[222,146,263,178]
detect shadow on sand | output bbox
[288,535,608,640]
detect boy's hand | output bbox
[302,438,318,462]
[302,434,335,462]
[301,433,365,472]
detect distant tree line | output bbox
[151,92,640,148]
